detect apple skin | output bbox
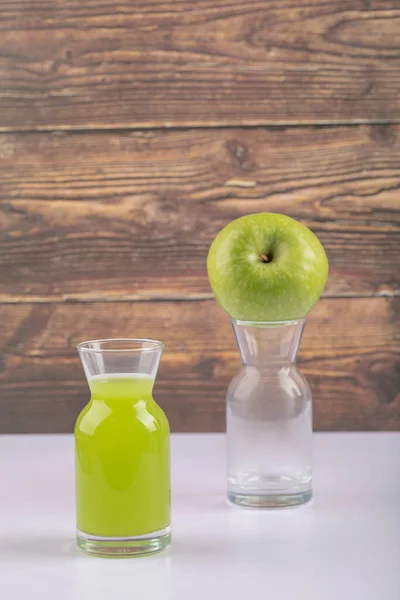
[207,213,329,322]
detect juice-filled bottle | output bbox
[75,339,170,557]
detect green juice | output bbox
[75,374,170,538]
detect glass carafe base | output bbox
[76,525,171,557]
[228,489,312,508]
[228,469,312,508]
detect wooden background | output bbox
[0,0,399,433]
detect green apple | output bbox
[207,213,329,321]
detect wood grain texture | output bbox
[0,297,398,433]
[1,125,399,301]
[1,0,399,130]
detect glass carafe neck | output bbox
[77,338,163,381]
[232,319,305,367]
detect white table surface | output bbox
[0,433,399,599]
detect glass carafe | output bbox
[227,319,312,508]
[75,338,170,556]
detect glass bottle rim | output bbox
[231,317,306,327]
[77,338,164,353]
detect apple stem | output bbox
[258,253,269,263]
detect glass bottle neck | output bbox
[232,319,305,367]
[88,373,155,405]
[78,340,163,382]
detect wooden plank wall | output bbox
[0,0,399,432]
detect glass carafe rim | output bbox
[77,338,164,353]
[231,317,306,327]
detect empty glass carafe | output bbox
[227,319,312,508]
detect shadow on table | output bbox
[0,536,78,560]
[172,490,228,512]
[0,536,230,563]
[169,537,229,560]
